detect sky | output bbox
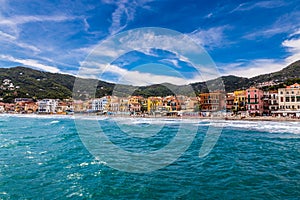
[0,0,300,86]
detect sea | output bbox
[0,114,299,199]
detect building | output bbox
[162,96,181,112]
[246,87,264,116]
[24,102,38,113]
[91,96,109,112]
[199,91,226,112]
[38,99,58,113]
[226,93,234,112]
[147,97,163,113]
[268,90,279,111]
[109,96,120,112]
[119,98,129,112]
[184,97,199,111]
[233,90,247,113]
[128,96,143,113]
[276,83,300,117]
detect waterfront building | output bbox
[199,91,226,112]
[162,96,181,112]
[128,96,144,113]
[184,97,199,111]
[263,91,270,115]
[233,90,247,113]
[24,102,38,113]
[147,97,163,113]
[268,90,279,111]
[246,87,264,116]
[109,96,120,112]
[119,98,129,112]
[91,96,109,112]
[37,99,58,113]
[226,93,234,112]
[275,83,300,117]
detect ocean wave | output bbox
[203,120,300,135]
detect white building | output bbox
[275,83,300,117]
[91,97,109,112]
[278,83,300,110]
[37,99,58,113]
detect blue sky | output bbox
[0,0,300,85]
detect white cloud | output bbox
[0,14,78,26]
[188,26,230,49]
[102,0,153,35]
[282,35,300,64]
[231,1,287,12]
[221,29,300,78]
[243,11,300,39]
[79,62,190,86]
[220,59,286,78]
[0,54,60,73]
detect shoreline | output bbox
[1,113,300,122]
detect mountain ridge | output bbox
[0,60,299,102]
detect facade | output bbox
[263,91,270,115]
[128,96,143,113]
[38,99,58,113]
[226,93,234,112]
[233,90,247,113]
[268,90,279,111]
[162,96,181,112]
[246,87,264,116]
[147,97,163,112]
[199,91,226,112]
[184,97,199,111]
[277,83,300,116]
[119,98,129,112]
[91,97,109,112]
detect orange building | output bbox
[199,91,226,112]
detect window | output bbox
[291,96,295,102]
[280,91,283,94]
[286,97,290,102]
[281,97,284,102]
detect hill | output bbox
[0,60,300,102]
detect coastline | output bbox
[1,113,300,122]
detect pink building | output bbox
[246,87,264,116]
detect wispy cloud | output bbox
[221,29,300,78]
[243,11,300,39]
[102,0,153,35]
[188,26,231,49]
[0,54,60,73]
[282,31,300,64]
[0,14,78,26]
[231,0,287,12]
[220,59,285,78]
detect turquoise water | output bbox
[0,115,299,199]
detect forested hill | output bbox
[0,60,299,102]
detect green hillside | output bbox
[0,60,300,102]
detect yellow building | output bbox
[233,90,247,112]
[147,97,163,112]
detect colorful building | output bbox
[233,90,247,113]
[246,87,264,116]
[226,93,234,112]
[268,90,279,111]
[199,91,226,112]
[147,97,163,113]
[162,96,181,112]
